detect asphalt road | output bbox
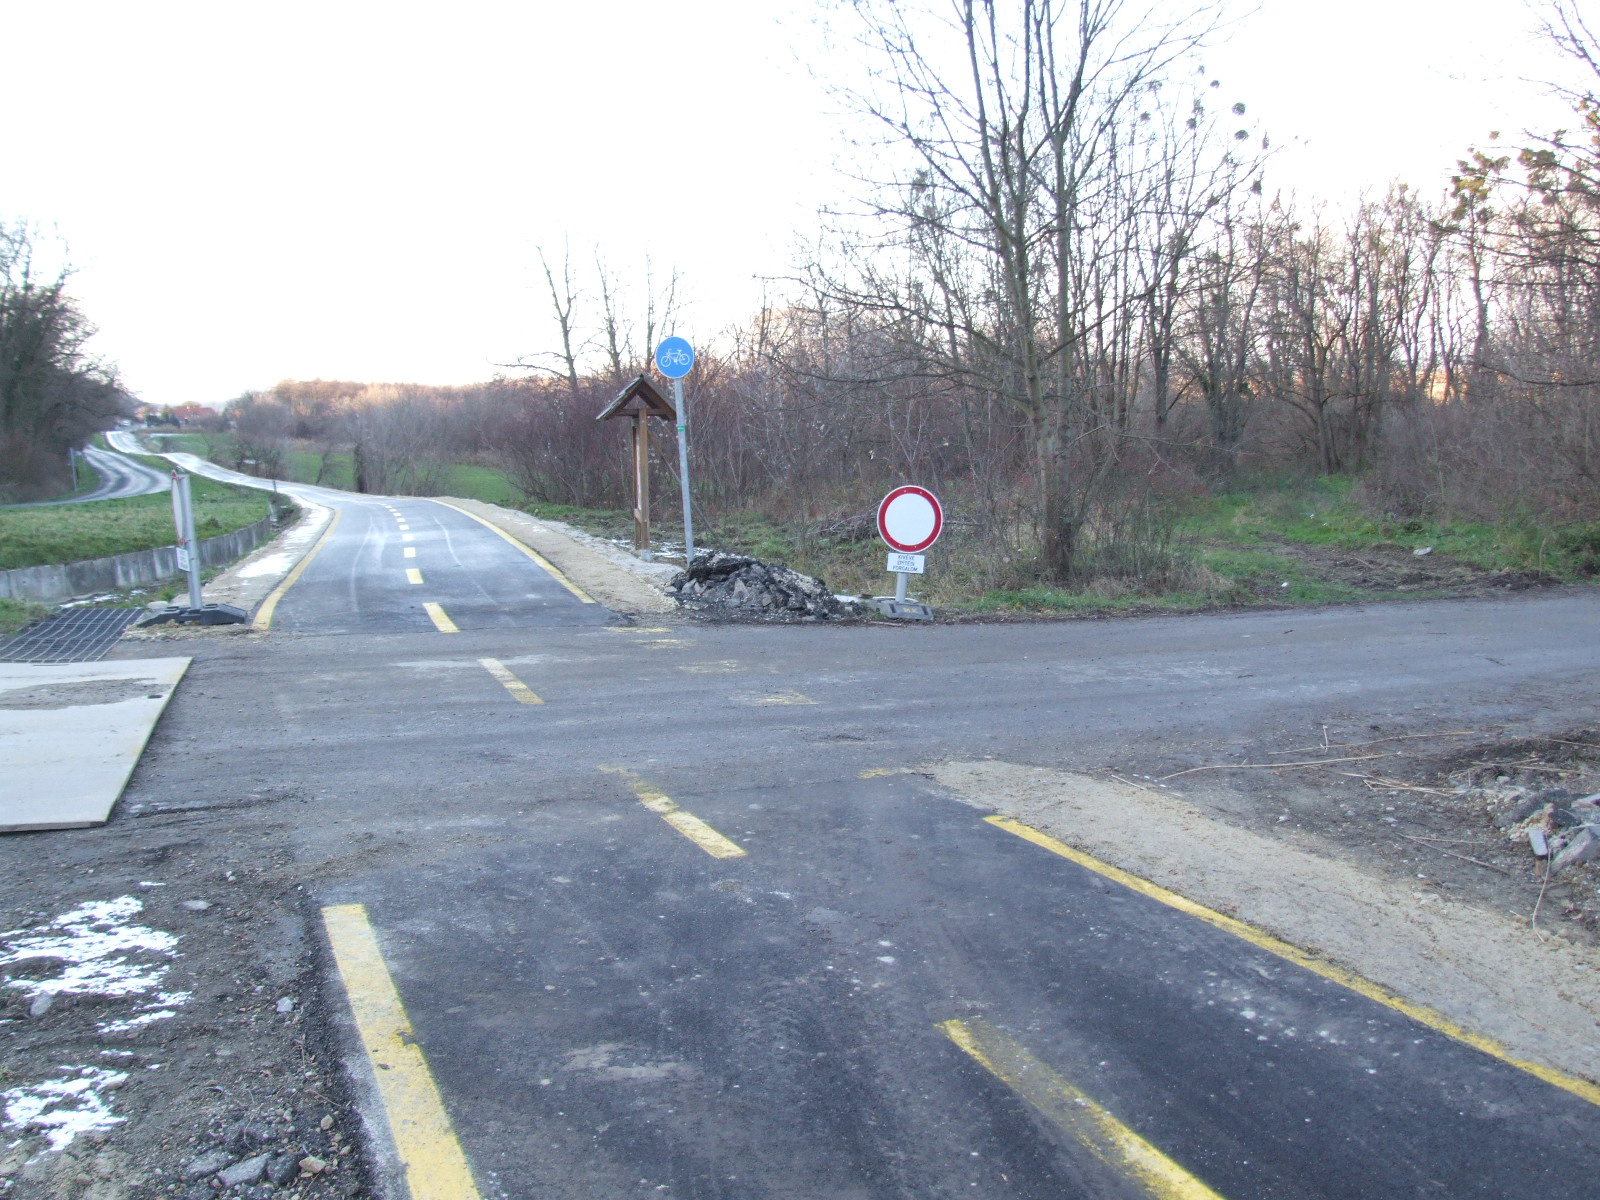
[4,437,169,506]
[101,496,1600,1200]
[266,493,612,635]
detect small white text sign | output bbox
[887,552,925,575]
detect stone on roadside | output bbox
[184,1149,233,1179]
[275,996,294,1014]
[181,900,213,911]
[266,1153,300,1185]
[1552,825,1600,872]
[1498,788,1571,829]
[299,1155,328,1175]
[217,1153,270,1187]
[224,1121,275,1156]
[27,994,53,1018]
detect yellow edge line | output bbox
[322,904,482,1200]
[600,766,747,858]
[423,602,459,633]
[252,507,342,631]
[478,657,543,704]
[985,814,1600,1108]
[430,500,595,603]
[940,1019,1226,1200]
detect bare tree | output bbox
[0,223,130,498]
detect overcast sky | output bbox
[0,0,1580,407]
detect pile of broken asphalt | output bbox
[668,552,861,621]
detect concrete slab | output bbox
[0,657,190,831]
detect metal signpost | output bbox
[171,469,204,611]
[137,469,248,626]
[655,336,696,565]
[872,485,943,620]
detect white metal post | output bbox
[178,473,203,610]
[894,571,908,602]
[674,377,695,565]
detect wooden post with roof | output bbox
[596,374,676,554]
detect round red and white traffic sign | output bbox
[877,486,943,553]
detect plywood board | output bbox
[0,658,190,832]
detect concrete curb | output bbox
[120,498,334,642]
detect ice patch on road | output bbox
[2,1067,128,1150]
[235,550,296,579]
[0,897,179,1002]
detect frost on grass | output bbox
[2,1067,128,1150]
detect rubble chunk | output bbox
[217,1153,269,1187]
[668,553,856,621]
[184,1149,232,1179]
[1552,825,1600,873]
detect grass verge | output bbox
[0,599,51,637]
[0,476,270,570]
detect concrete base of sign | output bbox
[867,597,934,621]
[137,602,249,627]
[0,657,190,831]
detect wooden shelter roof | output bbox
[596,374,676,421]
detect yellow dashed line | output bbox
[322,905,482,1200]
[478,658,543,704]
[404,547,417,558]
[985,815,1600,1108]
[252,508,342,631]
[748,691,815,705]
[407,568,424,585]
[430,500,595,603]
[422,602,459,633]
[604,627,671,634]
[940,1019,1226,1200]
[599,767,746,858]
[403,533,414,542]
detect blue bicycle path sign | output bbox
[654,336,695,380]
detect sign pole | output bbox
[654,336,697,567]
[171,470,204,611]
[674,378,694,565]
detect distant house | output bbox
[168,404,220,426]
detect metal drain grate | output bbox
[0,607,142,663]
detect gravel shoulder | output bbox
[928,758,1600,1089]
[0,812,370,1200]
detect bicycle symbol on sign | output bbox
[655,337,696,380]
